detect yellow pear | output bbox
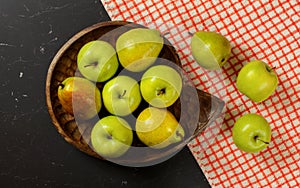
[135,107,185,149]
[57,77,101,120]
[116,28,164,72]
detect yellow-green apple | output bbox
[190,31,231,70]
[140,65,182,108]
[77,40,119,82]
[91,115,133,158]
[116,28,163,72]
[102,75,141,116]
[136,107,185,149]
[236,60,278,102]
[57,77,101,120]
[232,113,272,153]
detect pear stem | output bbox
[58,83,65,89]
[188,31,193,36]
[176,131,184,140]
[266,65,276,72]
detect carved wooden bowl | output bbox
[45,21,225,167]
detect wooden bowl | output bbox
[45,21,225,167]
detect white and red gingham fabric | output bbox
[100,0,300,187]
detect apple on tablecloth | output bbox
[236,60,278,103]
[232,113,272,153]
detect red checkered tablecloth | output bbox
[100,0,300,187]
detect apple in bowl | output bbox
[91,115,133,158]
[102,75,142,116]
[140,65,183,108]
[77,40,119,82]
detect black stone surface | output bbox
[0,0,211,187]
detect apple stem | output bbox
[119,90,127,98]
[187,31,193,36]
[106,134,112,140]
[157,88,166,96]
[256,137,269,144]
[265,65,276,72]
[84,62,98,68]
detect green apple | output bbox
[136,107,185,149]
[236,60,278,102]
[57,77,101,120]
[232,113,271,153]
[190,31,231,70]
[116,28,164,72]
[91,115,133,158]
[102,75,142,116]
[140,65,182,108]
[77,40,119,82]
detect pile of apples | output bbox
[58,28,186,158]
[58,25,279,159]
[191,31,278,154]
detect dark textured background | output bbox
[0,0,210,187]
